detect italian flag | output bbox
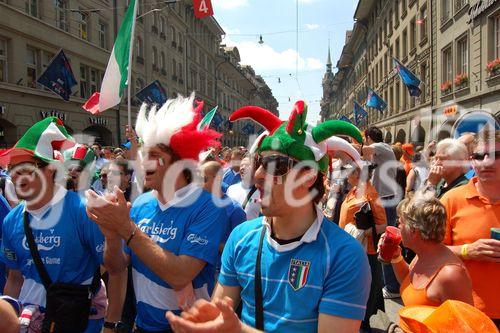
[197,106,218,130]
[96,0,137,113]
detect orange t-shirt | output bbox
[440,178,500,319]
[339,183,387,254]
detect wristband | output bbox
[126,225,138,246]
[391,254,404,264]
[461,244,469,259]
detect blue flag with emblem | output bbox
[212,112,223,131]
[241,123,255,135]
[339,115,352,123]
[365,88,387,112]
[394,58,422,97]
[36,49,77,101]
[354,101,368,127]
[135,80,167,106]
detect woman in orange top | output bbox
[382,192,474,307]
[339,164,386,332]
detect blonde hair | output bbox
[397,191,447,242]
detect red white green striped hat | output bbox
[0,117,75,166]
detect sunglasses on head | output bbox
[260,155,298,176]
[470,151,500,161]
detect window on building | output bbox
[152,12,158,28]
[152,46,158,69]
[395,0,400,25]
[420,62,427,102]
[441,0,451,23]
[402,29,408,58]
[26,46,39,88]
[395,38,400,60]
[410,18,417,51]
[76,11,89,41]
[80,64,88,98]
[178,32,183,48]
[455,0,468,12]
[160,52,166,71]
[170,26,176,44]
[160,16,166,36]
[494,14,500,59]
[135,78,144,94]
[0,38,7,82]
[90,68,99,93]
[135,37,144,60]
[178,62,183,80]
[457,36,468,75]
[389,10,393,35]
[98,21,108,49]
[420,5,428,41]
[395,81,400,110]
[25,0,38,17]
[55,0,68,31]
[442,46,453,83]
[401,0,407,15]
[172,58,177,78]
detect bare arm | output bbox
[405,169,415,195]
[0,299,20,333]
[428,265,474,305]
[391,257,410,285]
[3,269,23,298]
[318,313,361,333]
[105,266,128,323]
[211,283,241,308]
[126,224,206,290]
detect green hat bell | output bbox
[229,101,363,173]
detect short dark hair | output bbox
[310,171,326,204]
[365,126,383,143]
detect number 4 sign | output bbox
[193,0,214,19]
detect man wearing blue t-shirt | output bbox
[200,161,246,273]
[221,148,243,187]
[166,102,371,333]
[0,117,124,333]
[86,95,226,333]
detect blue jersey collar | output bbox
[155,183,202,211]
[263,205,324,252]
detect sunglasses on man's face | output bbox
[471,151,500,161]
[260,155,298,176]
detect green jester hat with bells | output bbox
[229,100,364,172]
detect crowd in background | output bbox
[0,110,498,333]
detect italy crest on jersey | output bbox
[288,259,310,291]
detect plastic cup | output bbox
[378,226,402,264]
[491,228,500,240]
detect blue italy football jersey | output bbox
[128,185,227,331]
[219,208,371,332]
[0,188,104,332]
[0,194,11,293]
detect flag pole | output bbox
[127,0,139,128]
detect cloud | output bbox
[227,40,323,72]
[305,23,320,30]
[213,0,249,10]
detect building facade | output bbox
[0,0,277,148]
[321,0,500,145]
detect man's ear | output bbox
[301,169,318,189]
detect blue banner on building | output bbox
[354,101,368,126]
[36,49,77,101]
[135,80,167,106]
[365,88,387,112]
[394,58,422,97]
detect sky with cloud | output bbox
[212,0,359,124]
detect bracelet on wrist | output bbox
[461,244,469,259]
[391,254,404,264]
[126,224,138,246]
